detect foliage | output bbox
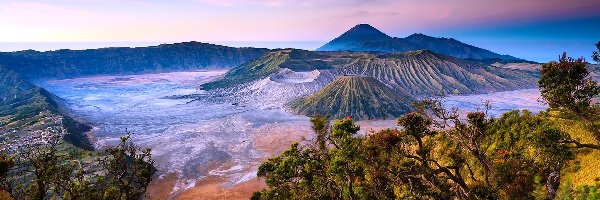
[0,42,268,80]
[538,53,599,113]
[255,101,600,199]
[255,117,364,199]
[98,135,155,200]
[538,52,600,143]
[593,41,600,63]
[0,129,154,200]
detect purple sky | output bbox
[1,0,599,62]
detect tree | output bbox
[0,154,14,199]
[0,128,154,200]
[310,115,330,151]
[593,41,600,63]
[98,134,155,200]
[327,117,362,200]
[538,52,600,141]
[255,98,600,200]
[255,116,363,200]
[538,53,600,113]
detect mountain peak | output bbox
[317,24,392,51]
[318,25,520,61]
[343,24,389,40]
[406,33,432,38]
[350,24,379,31]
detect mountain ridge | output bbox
[0,41,269,80]
[317,24,521,61]
[0,65,93,150]
[202,49,539,119]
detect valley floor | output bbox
[38,71,546,200]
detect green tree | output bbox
[255,116,363,200]
[538,52,600,141]
[310,115,330,151]
[1,129,154,200]
[94,134,155,200]
[0,154,15,199]
[255,101,600,200]
[538,53,599,113]
[593,41,600,63]
[327,117,362,200]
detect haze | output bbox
[1,0,599,62]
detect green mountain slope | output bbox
[201,49,331,89]
[291,76,413,120]
[204,49,538,97]
[0,42,269,80]
[0,65,93,150]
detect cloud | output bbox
[194,0,337,7]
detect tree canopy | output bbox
[0,129,154,200]
[254,46,600,199]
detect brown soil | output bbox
[252,122,313,157]
[146,120,395,200]
[171,176,266,200]
[146,173,178,200]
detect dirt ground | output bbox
[146,119,398,200]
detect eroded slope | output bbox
[291,76,413,120]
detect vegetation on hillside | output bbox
[253,46,600,199]
[593,42,600,63]
[0,66,93,150]
[203,49,538,98]
[201,49,331,90]
[0,130,154,200]
[291,76,413,120]
[253,105,599,199]
[0,65,155,199]
[0,42,268,80]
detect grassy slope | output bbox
[0,66,93,150]
[201,49,333,90]
[548,111,600,189]
[203,50,538,97]
[200,51,290,90]
[0,42,269,80]
[290,76,413,120]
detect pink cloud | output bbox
[1,0,599,42]
[194,0,323,7]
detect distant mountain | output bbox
[200,49,538,119]
[204,49,538,96]
[290,76,413,120]
[201,49,331,90]
[317,24,521,61]
[0,42,269,80]
[0,42,272,155]
[342,50,537,96]
[0,65,34,104]
[317,24,417,52]
[0,65,92,150]
[402,33,518,60]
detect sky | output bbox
[1,0,599,62]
